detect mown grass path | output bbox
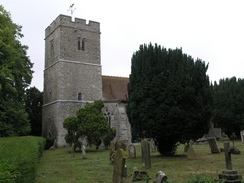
[35,140,244,183]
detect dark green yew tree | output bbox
[127,43,212,156]
[0,5,33,136]
[25,87,43,136]
[63,100,116,149]
[212,77,244,138]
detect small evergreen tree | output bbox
[127,43,212,155]
[63,100,116,149]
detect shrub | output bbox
[0,136,46,183]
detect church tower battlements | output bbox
[42,15,102,147]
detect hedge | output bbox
[0,136,46,183]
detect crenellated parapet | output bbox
[45,14,100,39]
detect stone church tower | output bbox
[42,15,102,147]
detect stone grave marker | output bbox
[110,141,116,154]
[128,144,136,159]
[184,143,189,153]
[141,139,151,168]
[187,140,196,160]
[71,143,75,157]
[82,145,87,159]
[208,137,220,153]
[155,171,167,183]
[219,142,242,183]
[150,140,157,152]
[231,133,241,154]
[112,148,126,183]
[240,130,244,144]
[109,141,116,165]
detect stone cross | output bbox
[112,149,126,183]
[141,139,151,168]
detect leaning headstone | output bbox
[187,140,196,160]
[141,139,151,168]
[208,137,220,153]
[240,130,244,144]
[128,144,136,159]
[218,142,242,183]
[112,148,126,183]
[71,143,75,157]
[82,145,87,159]
[155,171,167,183]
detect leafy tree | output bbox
[63,100,116,149]
[127,43,212,156]
[25,87,43,136]
[212,77,244,138]
[0,5,33,136]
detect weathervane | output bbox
[68,4,76,21]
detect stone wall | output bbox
[103,101,132,145]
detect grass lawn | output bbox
[35,139,244,183]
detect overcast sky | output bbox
[1,0,244,91]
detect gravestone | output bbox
[112,149,126,183]
[187,140,196,160]
[230,133,241,154]
[128,144,136,159]
[82,145,87,159]
[218,142,242,183]
[184,143,189,153]
[150,140,156,152]
[141,139,151,168]
[240,131,244,144]
[110,141,116,165]
[208,137,220,153]
[71,143,75,157]
[155,171,167,183]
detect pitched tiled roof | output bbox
[102,75,129,100]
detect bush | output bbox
[0,136,46,183]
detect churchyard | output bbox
[35,139,244,183]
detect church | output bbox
[42,15,131,147]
